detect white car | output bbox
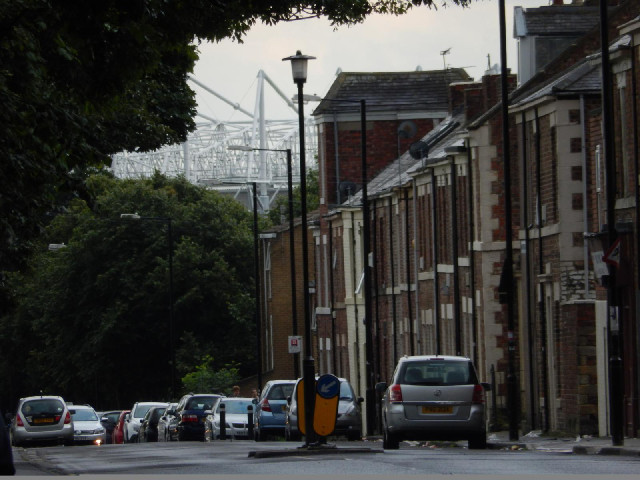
[69,405,106,445]
[124,402,167,443]
[205,397,254,440]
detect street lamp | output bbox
[229,146,300,379]
[120,213,176,399]
[203,177,263,393]
[283,50,317,446]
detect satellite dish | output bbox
[338,181,357,201]
[397,120,417,139]
[409,141,429,160]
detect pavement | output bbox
[484,430,640,456]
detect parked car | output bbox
[138,405,168,442]
[0,411,15,475]
[9,395,74,447]
[112,410,130,444]
[172,394,222,441]
[253,380,296,441]
[285,377,363,441]
[157,403,178,442]
[98,410,121,444]
[124,402,167,443]
[69,404,106,445]
[205,397,253,440]
[378,355,490,450]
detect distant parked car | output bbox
[253,380,296,441]
[112,410,130,444]
[157,403,178,442]
[0,411,15,475]
[98,410,121,444]
[138,405,168,442]
[285,377,363,441]
[69,405,106,445]
[378,355,490,450]
[10,395,74,447]
[172,394,222,441]
[205,397,254,440]
[124,402,167,443]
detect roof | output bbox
[514,5,601,37]
[312,70,471,116]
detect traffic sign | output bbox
[313,374,339,436]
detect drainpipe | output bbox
[329,219,336,375]
[334,114,341,204]
[450,159,462,355]
[413,179,421,355]
[404,188,414,355]
[467,141,478,366]
[535,108,550,432]
[431,168,441,355]
[521,111,536,431]
[388,197,398,365]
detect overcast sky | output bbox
[191,0,550,121]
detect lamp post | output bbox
[120,213,176,399]
[283,50,317,446]
[229,146,299,379]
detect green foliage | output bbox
[0,174,259,408]
[268,167,320,225]
[181,355,240,395]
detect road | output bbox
[12,440,640,477]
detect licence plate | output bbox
[75,436,92,441]
[33,417,55,424]
[421,406,453,414]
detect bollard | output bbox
[247,405,253,439]
[220,403,226,440]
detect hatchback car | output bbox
[112,410,130,444]
[378,355,490,450]
[253,380,296,441]
[157,403,178,442]
[98,410,121,444]
[69,405,106,445]
[285,377,363,441]
[124,402,167,443]
[205,397,254,440]
[171,394,222,441]
[10,395,74,447]
[138,405,168,442]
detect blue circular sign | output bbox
[316,374,340,399]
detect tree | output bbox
[268,167,320,225]
[0,0,471,292]
[0,173,263,408]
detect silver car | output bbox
[378,355,490,450]
[10,395,74,446]
[69,405,106,445]
[205,397,254,440]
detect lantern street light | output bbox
[283,50,317,446]
[228,146,300,379]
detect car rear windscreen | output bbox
[400,360,477,386]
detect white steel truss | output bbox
[109,70,317,211]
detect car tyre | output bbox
[468,431,487,450]
[382,429,399,450]
[347,431,361,441]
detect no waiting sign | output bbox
[288,335,302,353]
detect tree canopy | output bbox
[0,173,264,408]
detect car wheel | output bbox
[468,431,487,450]
[347,431,361,441]
[382,428,399,450]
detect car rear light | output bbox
[472,384,485,404]
[389,384,403,403]
[64,412,72,424]
[16,416,24,427]
[260,399,272,412]
[182,414,198,423]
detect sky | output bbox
[191,0,550,122]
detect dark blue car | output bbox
[172,394,222,441]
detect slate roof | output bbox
[312,70,471,116]
[514,5,601,37]
[345,115,464,204]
